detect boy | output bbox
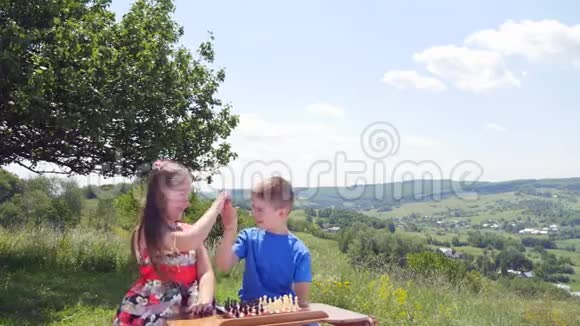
[215,176,312,308]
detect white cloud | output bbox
[413,45,520,92]
[207,113,449,189]
[305,103,345,119]
[384,19,580,93]
[466,20,580,66]
[403,136,438,148]
[486,123,508,132]
[381,70,447,91]
[233,113,343,156]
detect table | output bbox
[309,303,376,325]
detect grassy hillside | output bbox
[2,173,579,325]
[366,190,579,223]
[3,227,580,325]
[356,189,580,291]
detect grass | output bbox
[0,269,134,326]
[468,209,527,224]
[554,239,580,252]
[2,226,580,325]
[288,209,308,222]
[0,225,136,325]
[0,226,131,273]
[454,245,486,256]
[366,192,518,220]
[566,273,580,292]
[545,249,580,291]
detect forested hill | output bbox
[217,178,580,209]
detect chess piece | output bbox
[282,295,288,312]
[292,295,300,311]
[273,297,281,314]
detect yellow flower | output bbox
[394,287,407,306]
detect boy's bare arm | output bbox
[215,229,239,272]
[294,282,311,308]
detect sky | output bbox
[5,0,580,190]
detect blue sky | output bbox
[6,0,580,189]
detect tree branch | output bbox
[15,161,73,175]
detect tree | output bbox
[473,255,496,276]
[92,198,116,231]
[114,186,143,231]
[496,247,533,274]
[59,179,83,218]
[21,189,53,225]
[0,195,23,227]
[47,197,74,230]
[0,168,22,204]
[24,176,58,198]
[316,219,324,228]
[304,208,316,216]
[1,0,238,178]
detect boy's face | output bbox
[251,196,288,230]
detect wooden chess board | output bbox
[168,303,376,326]
[167,309,329,326]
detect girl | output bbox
[114,160,227,325]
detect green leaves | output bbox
[1,0,238,178]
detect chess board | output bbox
[168,295,329,326]
[168,302,376,326]
[219,309,328,326]
[168,310,329,326]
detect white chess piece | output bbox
[293,295,300,311]
[282,295,289,312]
[275,297,282,313]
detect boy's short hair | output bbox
[252,176,294,210]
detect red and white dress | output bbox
[114,223,199,326]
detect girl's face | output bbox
[163,180,192,223]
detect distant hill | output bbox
[208,178,580,210]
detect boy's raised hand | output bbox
[221,198,238,232]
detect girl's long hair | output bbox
[131,160,192,280]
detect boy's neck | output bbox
[265,224,289,235]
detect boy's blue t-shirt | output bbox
[233,227,312,302]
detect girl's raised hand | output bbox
[221,198,237,232]
[211,191,229,213]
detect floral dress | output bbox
[114,223,199,326]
